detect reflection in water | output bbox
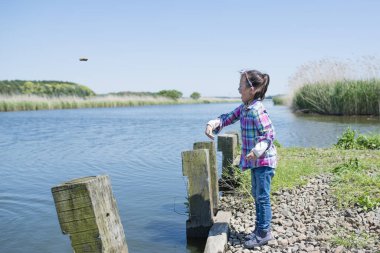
[294,112,380,125]
[265,103,379,148]
[186,238,207,253]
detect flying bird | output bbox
[79,58,88,61]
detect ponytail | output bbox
[260,74,270,100]
[246,70,270,100]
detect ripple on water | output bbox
[0,192,51,226]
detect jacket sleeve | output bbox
[212,104,242,135]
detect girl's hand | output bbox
[205,124,215,140]
[246,151,256,161]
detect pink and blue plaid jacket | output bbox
[213,100,277,171]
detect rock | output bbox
[288,236,297,244]
[279,239,288,246]
[334,246,344,253]
[282,209,291,217]
[297,234,307,241]
[268,239,278,246]
[274,226,286,233]
[291,245,299,252]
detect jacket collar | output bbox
[244,99,259,110]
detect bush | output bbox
[157,89,183,100]
[190,92,201,100]
[335,128,380,150]
[272,95,287,105]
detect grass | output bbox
[335,128,380,150]
[330,229,376,249]
[292,79,380,116]
[0,95,240,112]
[331,158,380,210]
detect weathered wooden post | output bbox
[51,175,128,253]
[193,141,219,216]
[182,149,214,238]
[225,131,240,149]
[217,133,238,174]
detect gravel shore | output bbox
[219,174,380,253]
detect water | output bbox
[0,101,379,253]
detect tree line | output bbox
[0,80,96,97]
[0,80,202,100]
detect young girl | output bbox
[205,69,277,248]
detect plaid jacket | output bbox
[213,100,277,171]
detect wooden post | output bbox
[225,131,240,148]
[193,141,219,216]
[51,175,128,253]
[182,149,214,238]
[217,133,238,174]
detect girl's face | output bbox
[238,75,255,104]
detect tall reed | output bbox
[292,79,380,115]
[289,57,380,116]
[0,95,238,112]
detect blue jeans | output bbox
[251,166,275,233]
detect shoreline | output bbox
[0,95,241,112]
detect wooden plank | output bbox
[54,198,93,213]
[52,186,89,202]
[60,217,98,234]
[182,149,213,238]
[217,134,238,174]
[193,141,219,216]
[69,229,100,246]
[56,206,95,223]
[52,177,96,193]
[70,240,102,253]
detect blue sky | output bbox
[1,0,380,97]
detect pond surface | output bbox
[0,101,379,253]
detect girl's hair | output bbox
[243,70,270,100]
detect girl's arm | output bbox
[205,104,243,139]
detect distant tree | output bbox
[190,92,201,100]
[158,89,183,100]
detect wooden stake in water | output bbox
[182,149,214,238]
[51,175,128,253]
[193,141,219,216]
